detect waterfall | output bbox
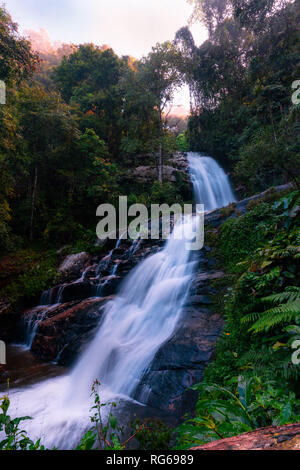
[67,153,234,401]
[68,216,197,403]
[188,153,236,210]
[6,153,235,449]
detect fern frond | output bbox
[241,311,263,324]
[249,300,300,333]
[263,288,300,305]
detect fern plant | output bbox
[243,287,300,333]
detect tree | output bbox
[232,0,291,32]
[118,57,158,164]
[188,0,233,37]
[12,84,78,241]
[52,44,124,157]
[0,6,39,82]
[139,42,183,181]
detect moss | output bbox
[204,229,219,247]
[219,203,236,219]
[246,197,264,211]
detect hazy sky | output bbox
[4,0,207,113]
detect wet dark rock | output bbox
[58,282,95,304]
[134,307,224,416]
[98,276,122,297]
[185,295,212,306]
[58,252,92,283]
[31,297,113,366]
[189,271,225,297]
[0,365,9,383]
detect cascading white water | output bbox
[68,216,197,404]
[5,153,235,449]
[188,153,236,210]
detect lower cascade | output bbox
[5,153,236,448]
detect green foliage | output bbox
[181,0,300,192]
[0,395,45,450]
[0,14,188,252]
[0,249,59,308]
[210,190,300,380]
[216,202,275,271]
[77,380,125,450]
[174,376,300,449]
[176,190,300,448]
[176,133,189,152]
[150,181,184,206]
[244,287,300,333]
[77,381,167,451]
[0,6,39,82]
[131,418,172,450]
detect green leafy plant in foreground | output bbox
[77,380,125,450]
[130,418,172,450]
[77,380,152,450]
[0,394,45,450]
[174,376,300,450]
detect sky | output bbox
[4,0,208,114]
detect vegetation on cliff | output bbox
[175,189,300,448]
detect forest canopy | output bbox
[0,0,299,254]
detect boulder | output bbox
[127,152,193,199]
[58,252,92,283]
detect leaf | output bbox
[280,402,292,425]
[76,431,96,451]
[272,341,286,350]
[108,414,118,430]
[260,260,273,269]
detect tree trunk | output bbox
[30,165,38,242]
[158,108,163,183]
[190,422,300,450]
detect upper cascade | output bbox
[187,152,236,211]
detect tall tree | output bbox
[139,42,183,182]
[52,44,123,157]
